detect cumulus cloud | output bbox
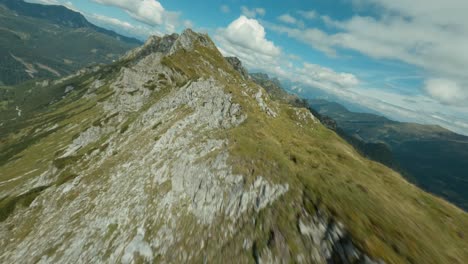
[215,16,280,69]
[92,0,180,32]
[424,79,468,105]
[241,6,266,18]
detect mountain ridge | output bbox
[0,29,467,263]
[0,0,141,45]
[0,0,141,85]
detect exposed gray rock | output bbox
[170,29,216,55]
[225,56,250,80]
[254,89,278,117]
[298,209,384,264]
[15,106,21,117]
[60,125,115,158]
[64,85,74,94]
[124,29,215,61]
[103,53,181,113]
[124,33,179,60]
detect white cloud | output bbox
[278,14,305,28]
[220,5,230,14]
[87,13,161,38]
[27,0,61,5]
[241,6,266,18]
[89,13,135,30]
[93,0,163,25]
[280,63,360,96]
[216,16,359,96]
[297,10,317,20]
[301,63,359,87]
[92,0,179,32]
[267,23,338,57]
[215,16,291,78]
[424,79,468,106]
[269,0,468,106]
[216,16,280,60]
[278,14,297,25]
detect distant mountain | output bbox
[250,72,308,108]
[309,99,468,210]
[0,0,141,85]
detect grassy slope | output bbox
[163,43,468,263]
[0,60,124,198]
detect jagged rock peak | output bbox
[170,28,217,54]
[125,28,216,60]
[142,33,179,55]
[225,56,250,80]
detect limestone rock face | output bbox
[0,30,386,264]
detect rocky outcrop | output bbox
[125,33,179,60]
[297,209,383,264]
[169,29,216,55]
[225,56,250,80]
[125,29,216,61]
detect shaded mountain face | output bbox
[0,30,467,263]
[0,0,141,85]
[309,99,468,211]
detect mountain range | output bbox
[0,28,467,263]
[308,99,468,210]
[0,0,141,85]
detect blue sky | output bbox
[29,0,468,135]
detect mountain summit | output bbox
[0,29,467,263]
